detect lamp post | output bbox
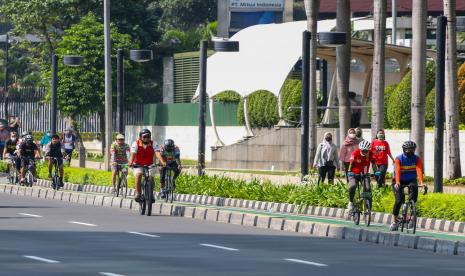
[50,55,83,135]
[301,31,346,179]
[198,39,239,176]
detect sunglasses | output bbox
[142,135,151,139]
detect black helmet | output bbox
[21,131,30,138]
[164,139,175,151]
[402,141,416,150]
[25,134,33,143]
[139,128,151,138]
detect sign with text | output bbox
[230,0,284,9]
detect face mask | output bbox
[348,134,356,139]
[377,134,385,140]
[404,150,414,157]
[11,137,17,142]
[325,137,332,142]
[360,150,368,156]
[356,133,362,138]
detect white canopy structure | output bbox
[196,19,434,147]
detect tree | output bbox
[48,13,140,138]
[444,0,462,179]
[336,0,351,147]
[371,0,386,137]
[411,0,427,162]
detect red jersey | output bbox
[370,139,391,165]
[349,149,374,174]
[131,139,156,166]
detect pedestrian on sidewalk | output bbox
[371,129,394,188]
[339,128,359,182]
[313,132,339,185]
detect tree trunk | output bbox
[99,111,105,156]
[70,116,86,168]
[336,0,351,146]
[371,0,386,138]
[411,0,427,162]
[304,0,319,166]
[444,0,462,179]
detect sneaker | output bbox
[389,222,399,231]
[134,194,142,202]
[59,180,64,187]
[160,188,166,199]
[33,177,37,183]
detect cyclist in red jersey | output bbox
[347,140,380,212]
[128,129,158,202]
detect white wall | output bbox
[362,129,465,177]
[126,125,248,161]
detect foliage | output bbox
[458,62,465,124]
[46,13,141,120]
[425,88,436,127]
[215,91,241,103]
[281,79,302,123]
[237,90,279,128]
[383,84,397,128]
[157,22,217,54]
[387,62,435,129]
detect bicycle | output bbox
[399,184,428,234]
[350,173,373,227]
[21,157,39,187]
[6,156,19,185]
[132,164,155,216]
[163,166,176,203]
[49,157,62,190]
[115,164,128,198]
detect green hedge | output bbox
[237,90,279,128]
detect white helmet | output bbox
[359,140,371,151]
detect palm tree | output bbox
[336,0,351,147]
[304,0,319,165]
[411,0,427,163]
[371,0,387,138]
[444,0,462,179]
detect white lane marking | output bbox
[99,272,127,276]
[68,221,97,227]
[200,243,239,251]
[18,213,43,218]
[24,255,60,264]
[284,258,328,267]
[128,231,160,238]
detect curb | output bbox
[1,183,464,257]
[26,179,465,236]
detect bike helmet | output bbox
[164,139,175,151]
[21,131,29,138]
[25,134,34,143]
[358,140,371,151]
[402,141,416,150]
[139,128,151,138]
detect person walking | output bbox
[339,128,359,181]
[371,129,394,188]
[313,132,339,185]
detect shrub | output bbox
[425,88,436,127]
[215,90,241,103]
[237,90,279,128]
[458,62,465,123]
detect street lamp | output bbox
[198,39,239,176]
[115,49,153,134]
[301,31,346,180]
[434,16,465,192]
[50,54,83,135]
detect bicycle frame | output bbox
[351,173,372,226]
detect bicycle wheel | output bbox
[116,174,122,197]
[146,179,153,216]
[8,166,15,184]
[139,180,146,215]
[53,175,60,190]
[121,174,128,198]
[25,171,33,187]
[400,203,407,232]
[165,174,170,203]
[364,198,371,227]
[408,202,417,234]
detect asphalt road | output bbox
[1,193,465,276]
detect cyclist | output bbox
[370,129,395,188]
[61,128,77,164]
[389,141,423,231]
[346,140,379,212]
[44,134,65,187]
[0,122,10,160]
[156,139,182,199]
[3,131,20,177]
[128,129,157,203]
[110,134,130,194]
[18,134,41,184]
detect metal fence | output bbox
[0,87,144,133]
